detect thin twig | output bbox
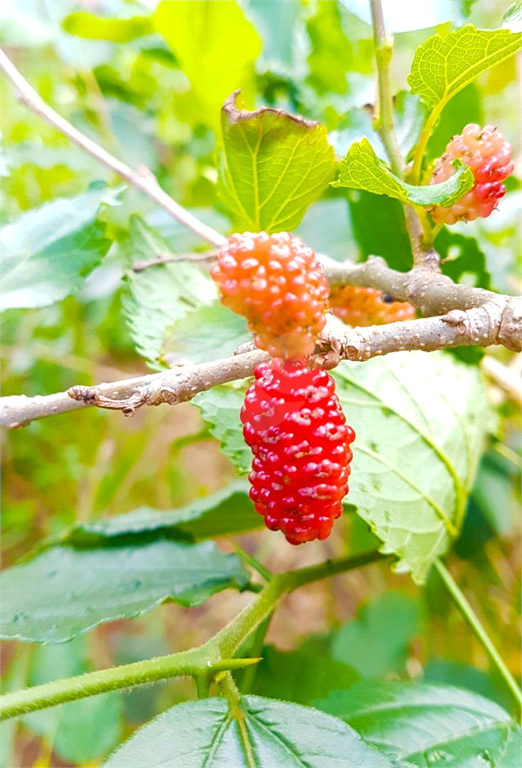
[0,47,226,249]
[133,250,219,272]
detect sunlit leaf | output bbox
[408,25,521,111]
[333,138,474,207]
[154,0,262,132]
[218,92,336,232]
[316,680,522,767]
[0,540,249,643]
[62,12,154,42]
[307,0,353,94]
[102,696,398,767]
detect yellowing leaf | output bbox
[218,92,336,232]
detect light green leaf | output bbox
[122,215,215,368]
[218,91,336,232]
[0,540,249,643]
[334,351,491,582]
[503,1,522,32]
[103,696,398,768]
[154,0,262,132]
[307,0,353,94]
[163,301,251,365]
[23,637,122,764]
[193,384,252,473]
[252,646,359,705]
[62,12,154,42]
[408,25,522,111]
[331,592,422,678]
[333,138,474,207]
[0,185,121,311]
[63,481,261,544]
[315,680,522,767]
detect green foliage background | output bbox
[0,1,520,766]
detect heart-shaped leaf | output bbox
[218,91,336,232]
[332,138,474,206]
[102,696,399,767]
[315,680,522,767]
[0,540,249,643]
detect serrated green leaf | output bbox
[0,540,249,643]
[62,12,153,42]
[315,680,522,767]
[408,25,522,111]
[154,0,261,132]
[63,482,261,545]
[23,637,122,764]
[333,138,474,207]
[122,215,215,368]
[163,301,250,365]
[193,385,252,473]
[334,352,491,582]
[218,92,336,232]
[102,695,398,768]
[331,592,422,678]
[251,646,359,705]
[0,186,121,311]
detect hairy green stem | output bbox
[0,550,384,721]
[435,559,522,717]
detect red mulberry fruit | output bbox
[430,124,514,225]
[211,232,329,360]
[241,359,355,545]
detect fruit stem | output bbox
[435,558,522,719]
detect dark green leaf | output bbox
[23,637,122,764]
[334,352,491,582]
[315,680,522,767]
[333,138,474,207]
[331,592,422,677]
[251,646,359,705]
[0,186,121,311]
[218,92,336,232]
[424,660,513,712]
[347,191,413,271]
[470,451,521,536]
[163,301,250,365]
[154,0,261,131]
[408,26,522,111]
[122,215,215,367]
[435,229,491,290]
[62,12,154,42]
[103,695,398,767]
[64,481,261,545]
[0,540,249,643]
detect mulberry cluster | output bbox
[430,124,514,225]
[211,231,329,360]
[329,284,416,326]
[241,359,355,545]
